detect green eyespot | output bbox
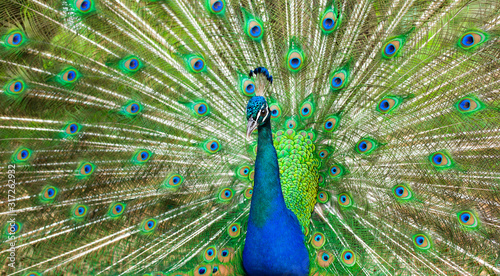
[243,9,264,41]
[218,188,234,202]
[382,37,404,59]
[329,164,346,178]
[119,56,143,73]
[341,249,356,267]
[287,47,305,72]
[455,96,484,115]
[299,100,315,119]
[186,55,206,73]
[317,191,329,203]
[71,204,88,220]
[429,151,454,170]
[320,8,340,34]
[63,122,81,136]
[203,139,221,154]
[57,68,81,85]
[392,184,412,200]
[3,30,26,48]
[69,0,96,14]
[376,96,403,114]
[204,246,217,262]
[459,31,487,50]
[206,0,225,14]
[12,147,32,163]
[323,115,340,132]
[5,221,22,235]
[338,193,353,207]
[355,137,379,155]
[108,202,126,218]
[133,149,152,164]
[162,174,184,191]
[122,101,143,116]
[330,68,349,91]
[412,233,431,250]
[77,162,95,178]
[4,79,27,96]
[40,186,58,202]
[140,218,157,233]
[227,222,241,238]
[311,232,326,249]
[457,210,479,229]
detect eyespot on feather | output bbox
[323,115,339,132]
[203,139,221,154]
[120,56,142,73]
[64,122,81,135]
[72,204,88,219]
[285,118,297,130]
[140,218,157,233]
[134,149,152,164]
[5,79,26,96]
[459,31,487,50]
[457,210,479,229]
[320,9,339,34]
[317,250,334,267]
[122,101,143,116]
[246,20,264,40]
[6,222,22,235]
[341,249,356,266]
[77,162,95,177]
[299,102,314,119]
[311,232,326,249]
[392,184,412,200]
[376,96,402,113]
[162,174,184,191]
[237,165,251,178]
[287,50,304,72]
[456,96,484,114]
[218,188,234,202]
[317,191,329,204]
[244,187,253,199]
[13,147,32,163]
[203,246,217,262]
[269,104,281,119]
[194,264,211,276]
[189,56,206,73]
[218,247,234,262]
[412,233,431,250]
[58,68,80,84]
[329,164,343,178]
[382,39,402,58]
[206,0,225,14]
[41,186,58,202]
[338,193,352,207]
[330,69,348,91]
[3,30,26,48]
[108,202,126,218]
[227,222,240,238]
[356,138,378,155]
[429,151,453,170]
[71,0,95,14]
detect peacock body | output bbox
[1,0,500,275]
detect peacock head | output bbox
[246,96,270,139]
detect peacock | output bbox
[1,0,500,275]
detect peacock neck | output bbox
[249,117,286,227]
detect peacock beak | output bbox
[247,118,258,140]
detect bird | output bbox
[1,0,500,275]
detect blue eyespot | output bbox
[250,26,261,37]
[11,33,22,45]
[460,213,470,223]
[222,250,228,257]
[225,191,230,197]
[140,152,149,160]
[358,141,367,151]
[198,267,206,274]
[207,249,214,256]
[69,124,78,133]
[115,205,122,212]
[385,43,396,55]
[396,187,404,196]
[129,59,138,70]
[78,207,85,214]
[344,252,352,260]
[290,57,301,69]
[340,195,346,203]
[84,164,92,174]
[322,253,329,261]
[379,100,390,111]
[245,83,255,93]
[130,104,139,114]
[323,18,335,30]
[459,99,471,111]
[20,150,28,159]
[433,154,443,164]
[212,1,223,12]
[416,236,424,245]
[13,81,23,92]
[67,71,76,81]
[172,176,180,184]
[194,60,204,71]
[462,34,474,46]
[331,166,337,174]
[331,77,343,88]
[210,142,218,151]
[301,107,310,116]
[315,234,322,241]
[80,0,90,11]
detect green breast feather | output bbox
[274,129,320,231]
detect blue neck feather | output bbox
[242,116,309,276]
